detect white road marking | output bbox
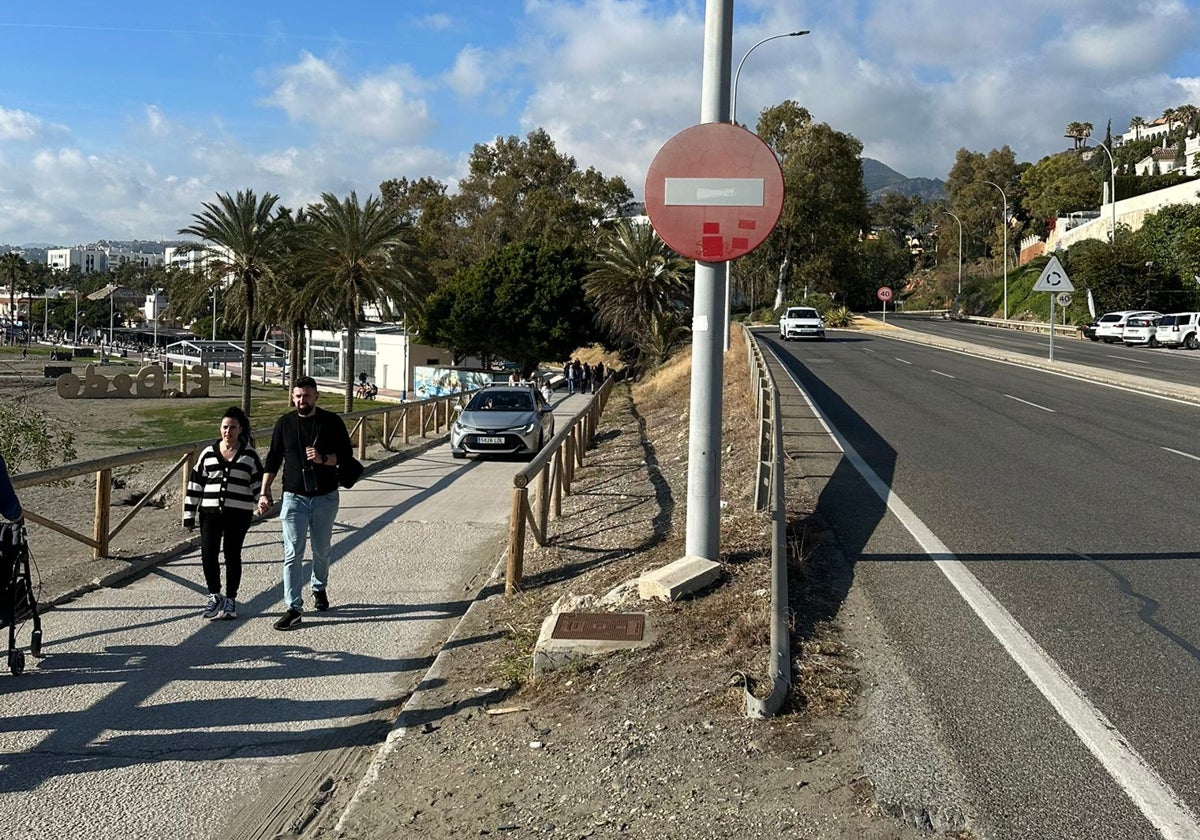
[1162,447,1200,462]
[1004,394,1056,412]
[768,345,1200,840]
[1111,354,1151,365]
[894,357,912,365]
[931,370,956,379]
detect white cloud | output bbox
[0,107,43,142]
[262,51,433,144]
[446,46,490,98]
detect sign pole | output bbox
[1049,293,1055,362]
[684,0,733,562]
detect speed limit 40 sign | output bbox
[877,286,894,302]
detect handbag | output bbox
[338,454,365,489]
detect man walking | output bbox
[258,376,353,630]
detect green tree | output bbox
[946,146,1022,262]
[746,101,871,308]
[584,220,692,368]
[870,192,921,247]
[298,191,424,412]
[421,242,595,374]
[178,189,288,415]
[1137,203,1200,287]
[1,252,26,340]
[1019,152,1097,236]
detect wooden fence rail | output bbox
[504,377,614,594]
[10,390,473,559]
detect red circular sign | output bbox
[644,123,784,263]
[877,286,894,302]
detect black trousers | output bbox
[198,508,253,599]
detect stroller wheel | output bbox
[8,648,24,676]
[30,630,41,658]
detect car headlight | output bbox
[522,421,537,434]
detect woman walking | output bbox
[184,407,263,620]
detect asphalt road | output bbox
[762,328,1200,840]
[0,394,591,840]
[877,311,1200,386]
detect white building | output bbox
[47,247,108,273]
[306,326,456,397]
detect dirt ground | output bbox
[2,342,970,840]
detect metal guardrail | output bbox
[960,314,1081,336]
[504,378,614,595]
[741,325,791,718]
[10,390,473,559]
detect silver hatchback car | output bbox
[450,385,556,459]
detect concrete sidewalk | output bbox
[0,392,594,840]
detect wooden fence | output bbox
[503,377,614,594]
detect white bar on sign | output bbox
[664,178,765,206]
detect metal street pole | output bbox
[722,28,809,351]
[1082,137,1117,241]
[73,291,79,345]
[944,211,963,298]
[984,181,1008,320]
[685,0,733,562]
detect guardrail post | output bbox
[419,403,427,438]
[381,410,391,450]
[551,447,563,519]
[403,407,411,445]
[536,460,550,540]
[507,485,528,594]
[94,468,112,559]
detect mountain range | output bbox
[862,158,947,202]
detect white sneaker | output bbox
[202,593,222,619]
[218,597,237,620]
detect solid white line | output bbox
[930,370,956,379]
[1162,446,1200,462]
[1004,394,1056,413]
[1111,354,1151,365]
[894,357,912,365]
[767,345,1200,840]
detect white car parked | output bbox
[1153,312,1200,349]
[1122,314,1162,346]
[1094,310,1162,344]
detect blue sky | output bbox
[0,0,1197,245]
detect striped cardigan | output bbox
[183,442,263,528]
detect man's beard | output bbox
[296,404,316,416]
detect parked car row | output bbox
[1085,310,1200,349]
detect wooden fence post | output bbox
[94,468,112,559]
[507,485,528,594]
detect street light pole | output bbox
[984,181,1009,320]
[723,29,809,352]
[944,211,964,298]
[1081,137,1118,242]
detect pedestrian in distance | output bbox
[592,361,605,394]
[565,360,577,395]
[0,452,24,524]
[580,362,592,395]
[183,406,263,620]
[258,376,353,630]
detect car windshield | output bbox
[1128,318,1153,327]
[468,391,533,412]
[789,309,819,319]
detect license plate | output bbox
[477,436,505,444]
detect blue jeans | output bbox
[280,490,339,611]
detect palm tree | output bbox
[1129,115,1145,140]
[1,252,27,343]
[584,219,691,369]
[178,189,287,414]
[298,192,423,412]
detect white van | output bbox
[1094,310,1162,343]
[1153,312,1200,349]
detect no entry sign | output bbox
[644,122,784,262]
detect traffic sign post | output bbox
[648,114,787,561]
[877,286,893,324]
[1033,256,1074,361]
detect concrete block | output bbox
[637,555,723,602]
[532,612,654,675]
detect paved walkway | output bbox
[0,392,593,840]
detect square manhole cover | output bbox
[551,612,645,641]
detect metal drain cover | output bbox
[551,612,646,641]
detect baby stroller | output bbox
[0,522,42,676]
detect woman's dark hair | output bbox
[223,406,254,448]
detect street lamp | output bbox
[731,30,810,127]
[943,211,964,299]
[1079,137,1118,242]
[725,29,810,350]
[984,181,1009,320]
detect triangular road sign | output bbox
[1033,255,1074,292]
